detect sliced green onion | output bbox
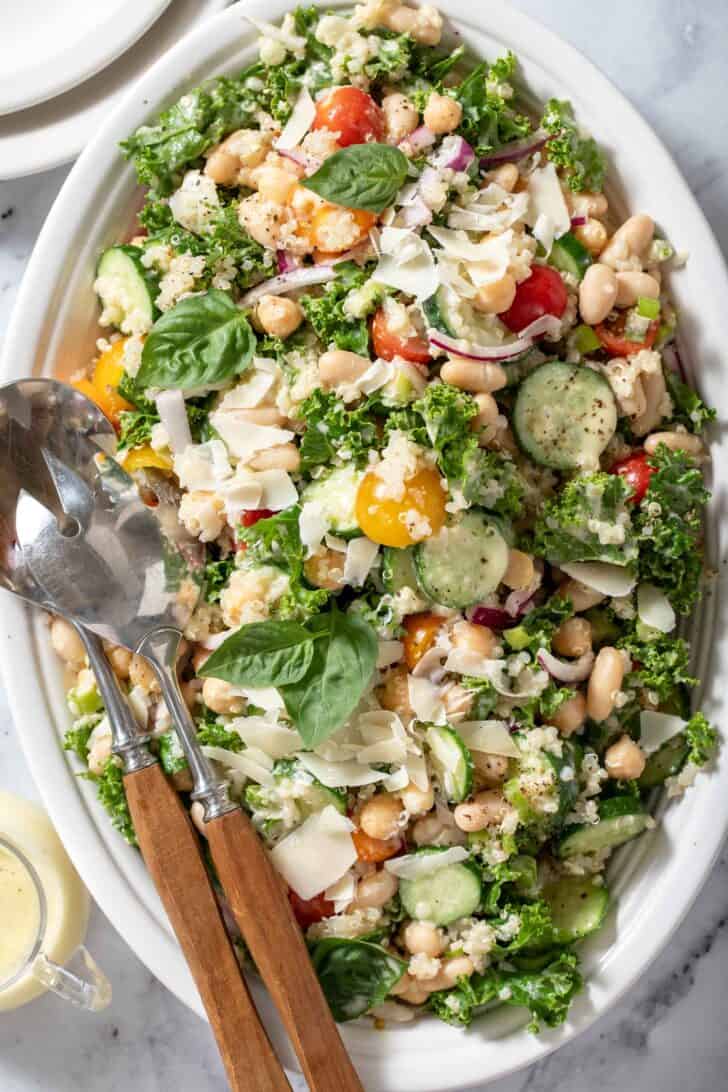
[573,324,602,354]
[637,296,660,320]
[624,309,650,343]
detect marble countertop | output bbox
[1,1,727,1089]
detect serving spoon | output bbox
[10,380,363,1092]
[0,379,290,1092]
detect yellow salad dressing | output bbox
[0,791,90,1011]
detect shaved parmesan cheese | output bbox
[357,737,408,766]
[174,439,232,491]
[200,627,238,651]
[404,752,429,792]
[217,366,276,410]
[299,500,328,556]
[127,685,150,729]
[408,675,446,724]
[155,390,192,453]
[324,870,356,914]
[339,357,394,404]
[384,846,469,880]
[209,412,294,462]
[270,806,357,900]
[275,86,316,150]
[256,469,299,511]
[343,537,378,587]
[411,645,448,681]
[444,651,547,698]
[373,228,438,301]
[457,720,520,758]
[325,533,348,553]
[526,163,570,253]
[218,470,263,521]
[560,561,637,598]
[639,710,686,754]
[234,685,285,712]
[357,709,405,743]
[231,717,303,759]
[377,640,404,668]
[637,583,676,634]
[447,184,529,232]
[201,745,275,785]
[296,753,388,788]
[383,766,411,793]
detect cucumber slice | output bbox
[399,848,482,925]
[300,465,363,538]
[558,796,650,858]
[545,744,579,822]
[382,546,423,596]
[422,289,454,336]
[426,724,473,803]
[512,361,617,471]
[638,733,690,789]
[414,510,509,609]
[541,876,609,943]
[95,245,158,334]
[549,232,592,281]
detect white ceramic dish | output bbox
[1,2,726,1088]
[0,0,173,116]
[0,0,229,181]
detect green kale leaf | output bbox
[540,98,607,192]
[88,760,137,846]
[388,382,478,481]
[618,628,696,702]
[462,449,527,518]
[452,55,532,156]
[238,506,331,618]
[196,716,245,753]
[684,711,718,767]
[533,473,637,566]
[300,262,371,355]
[664,371,716,434]
[202,553,236,604]
[298,390,381,473]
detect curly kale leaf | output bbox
[462,448,527,518]
[684,711,718,767]
[540,98,607,192]
[196,717,245,752]
[429,950,582,1031]
[300,262,371,355]
[519,595,574,651]
[298,390,381,472]
[635,445,710,613]
[201,553,236,605]
[664,371,716,434]
[120,77,260,196]
[239,506,330,618]
[388,383,478,481]
[117,393,216,451]
[533,473,637,566]
[63,717,101,763]
[452,54,532,156]
[88,760,137,846]
[618,629,696,702]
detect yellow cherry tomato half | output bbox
[403,611,443,670]
[355,466,447,548]
[72,338,134,427]
[120,445,173,473]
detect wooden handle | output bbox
[124,765,291,1092]
[207,809,364,1092]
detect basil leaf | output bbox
[283,609,378,748]
[138,289,255,389]
[199,620,315,688]
[302,144,409,214]
[310,938,406,1021]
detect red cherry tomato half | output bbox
[610,452,654,504]
[288,889,335,928]
[312,87,384,147]
[241,508,275,527]
[371,308,431,364]
[595,314,659,357]
[500,265,568,334]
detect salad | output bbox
[56,0,718,1033]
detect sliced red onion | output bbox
[155,390,191,454]
[276,249,300,274]
[661,342,687,380]
[277,147,321,174]
[570,216,587,228]
[401,125,436,154]
[504,587,536,619]
[479,130,549,169]
[240,264,336,307]
[468,605,514,631]
[429,313,562,361]
[433,135,475,172]
[537,648,595,683]
[517,313,565,341]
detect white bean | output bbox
[359,794,403,841]
[404,921,445,957]
[50,618,86,666]
[502,549,535,591]
[441,359,507,393]
[644,431,705,457]
[382,93,419,144]
[615,271,660,308]
[247,443,301,472]
[547,691,587,737]
[600,214,655,270]
[586,647,626,722]
[579,263,618,325]
[353,870,399,909]
[452,620,497,658]
[319,349,371,387]
[472,274,517,315]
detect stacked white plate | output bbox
[0,0,229,179]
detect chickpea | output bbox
[600,214,655,271]
[553,617,592,658]
[304,549,346,591]
[255,294,303,339]
[251,164,297,205]
[398,781,435,817]
[473,751,509,785]
[411,813,445,846]
[352,869,399,910]
[605,734,646,780]
[423,92,463,135]
[472,273,517,315]
[50,618,86,667]
[427,956,475,992]
[452,620,497,659]
[237,193,289,249]
[204,146,240,186]
[359,793,404,841]
[319,349,371,388]
[201,676,245,715]
[129,654,160,694]
[233,407,286,427]
[453,790,510,832]
[573,218,608,257]
[385,4,442,46]
[190,801,208,838]
[404,921,445,958]
[586,646,626,722]
[547,690,587,737]
[568,191,609,219]
[105,643,132,680]
[247,443,301,472]
[487,163,519,192]
[377,665,413,720]
[560,578,605,612]
[578,263,618,325]
[382,92,419,144]
[440,359,507,394]
[391,974,431,1005]
[644,431,704,458]
[502,549,535,591]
